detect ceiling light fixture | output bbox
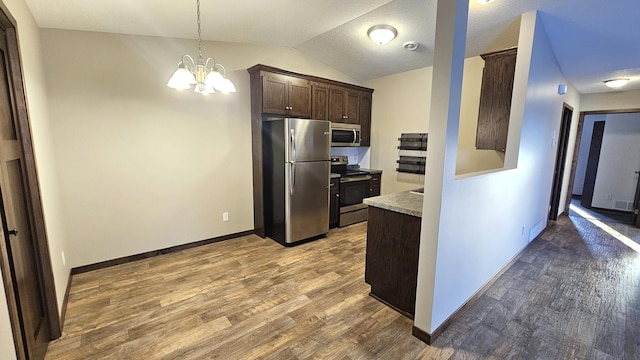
[604,78,629,89]
[167,0,236,94]
[477,0,495,4]
[367,25,398,46]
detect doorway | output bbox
[0,4,61,360]
[566,109,640,227]
[548,103,573,220]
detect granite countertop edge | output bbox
[364,190,423,217]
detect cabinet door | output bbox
[359,91,372,146]
[262,74,288,115]
[329,87,346,122]
[345,90,360,124]
[368,173,381,197]
[288,77,311,118]
[311,83,330,120]
[476,48,517,152]
[329,178,339,227]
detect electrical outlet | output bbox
[223,212,229,222]
[61,251,66,267]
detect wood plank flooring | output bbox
[46,214,640,359]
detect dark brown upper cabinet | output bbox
[262,73,311,118]
[311,82,330,120]
[329,86,360,124]
[475,47,517,152]
[359,91,372,146]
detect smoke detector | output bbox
[403,41,419,51]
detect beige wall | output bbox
[580,89,640,112]
[365,56,506,194]
[365,67,431,195]
[40,29,361,268]
[455,56,505,175]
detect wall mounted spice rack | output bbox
[397,133,428,150]
[397,133,427,174]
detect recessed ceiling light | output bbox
[604,78,630,89]
[367,25,397,46]
[477,0,495,4]
[403,41,419,51]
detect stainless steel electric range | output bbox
[330,156,371,227]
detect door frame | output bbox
[549,103,573,220]
[0,2,61,358]
[565,107,640,216]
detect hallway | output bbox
[432,213,640,359]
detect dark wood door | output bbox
[0,30,49,359]
[548,104,573,220]
[329,178,339,227]
[368,173,381,197]
[311,83,329,120]
[633,170,640,227]
[581,121,606,208]
[329,87,346,122]
[288,77,311,118]
[262,74,288,115]
[359,92,372,146]
[475,48,517,152]
[345,90,359,124]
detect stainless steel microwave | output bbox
[331,123,361,147]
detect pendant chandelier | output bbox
[167,0,236,94]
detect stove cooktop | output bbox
[345,170,368,176]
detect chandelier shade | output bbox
[167,0,236,94]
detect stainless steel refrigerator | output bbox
[263,118,331,245]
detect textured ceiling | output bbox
[25,0,640,94]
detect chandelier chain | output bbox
[166,0,235,93]
[197,0,202,58]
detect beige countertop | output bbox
[364,189,423,217]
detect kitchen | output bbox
[2,0,640,358]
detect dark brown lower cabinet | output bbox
[329,177,339,228]
[365,206,421,318]
[368,173,381,197]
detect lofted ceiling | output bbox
[25,0,640,94]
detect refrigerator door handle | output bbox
[291,163,297,195]
[290,128,296,195]
[291,128,297,163]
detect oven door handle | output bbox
[340,175,371,183]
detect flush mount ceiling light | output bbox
[167,0,236,94]
[604,78,630,89]
[367,25,398,46]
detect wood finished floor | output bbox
[46,216,640,359]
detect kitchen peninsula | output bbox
[363,189,423,318]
